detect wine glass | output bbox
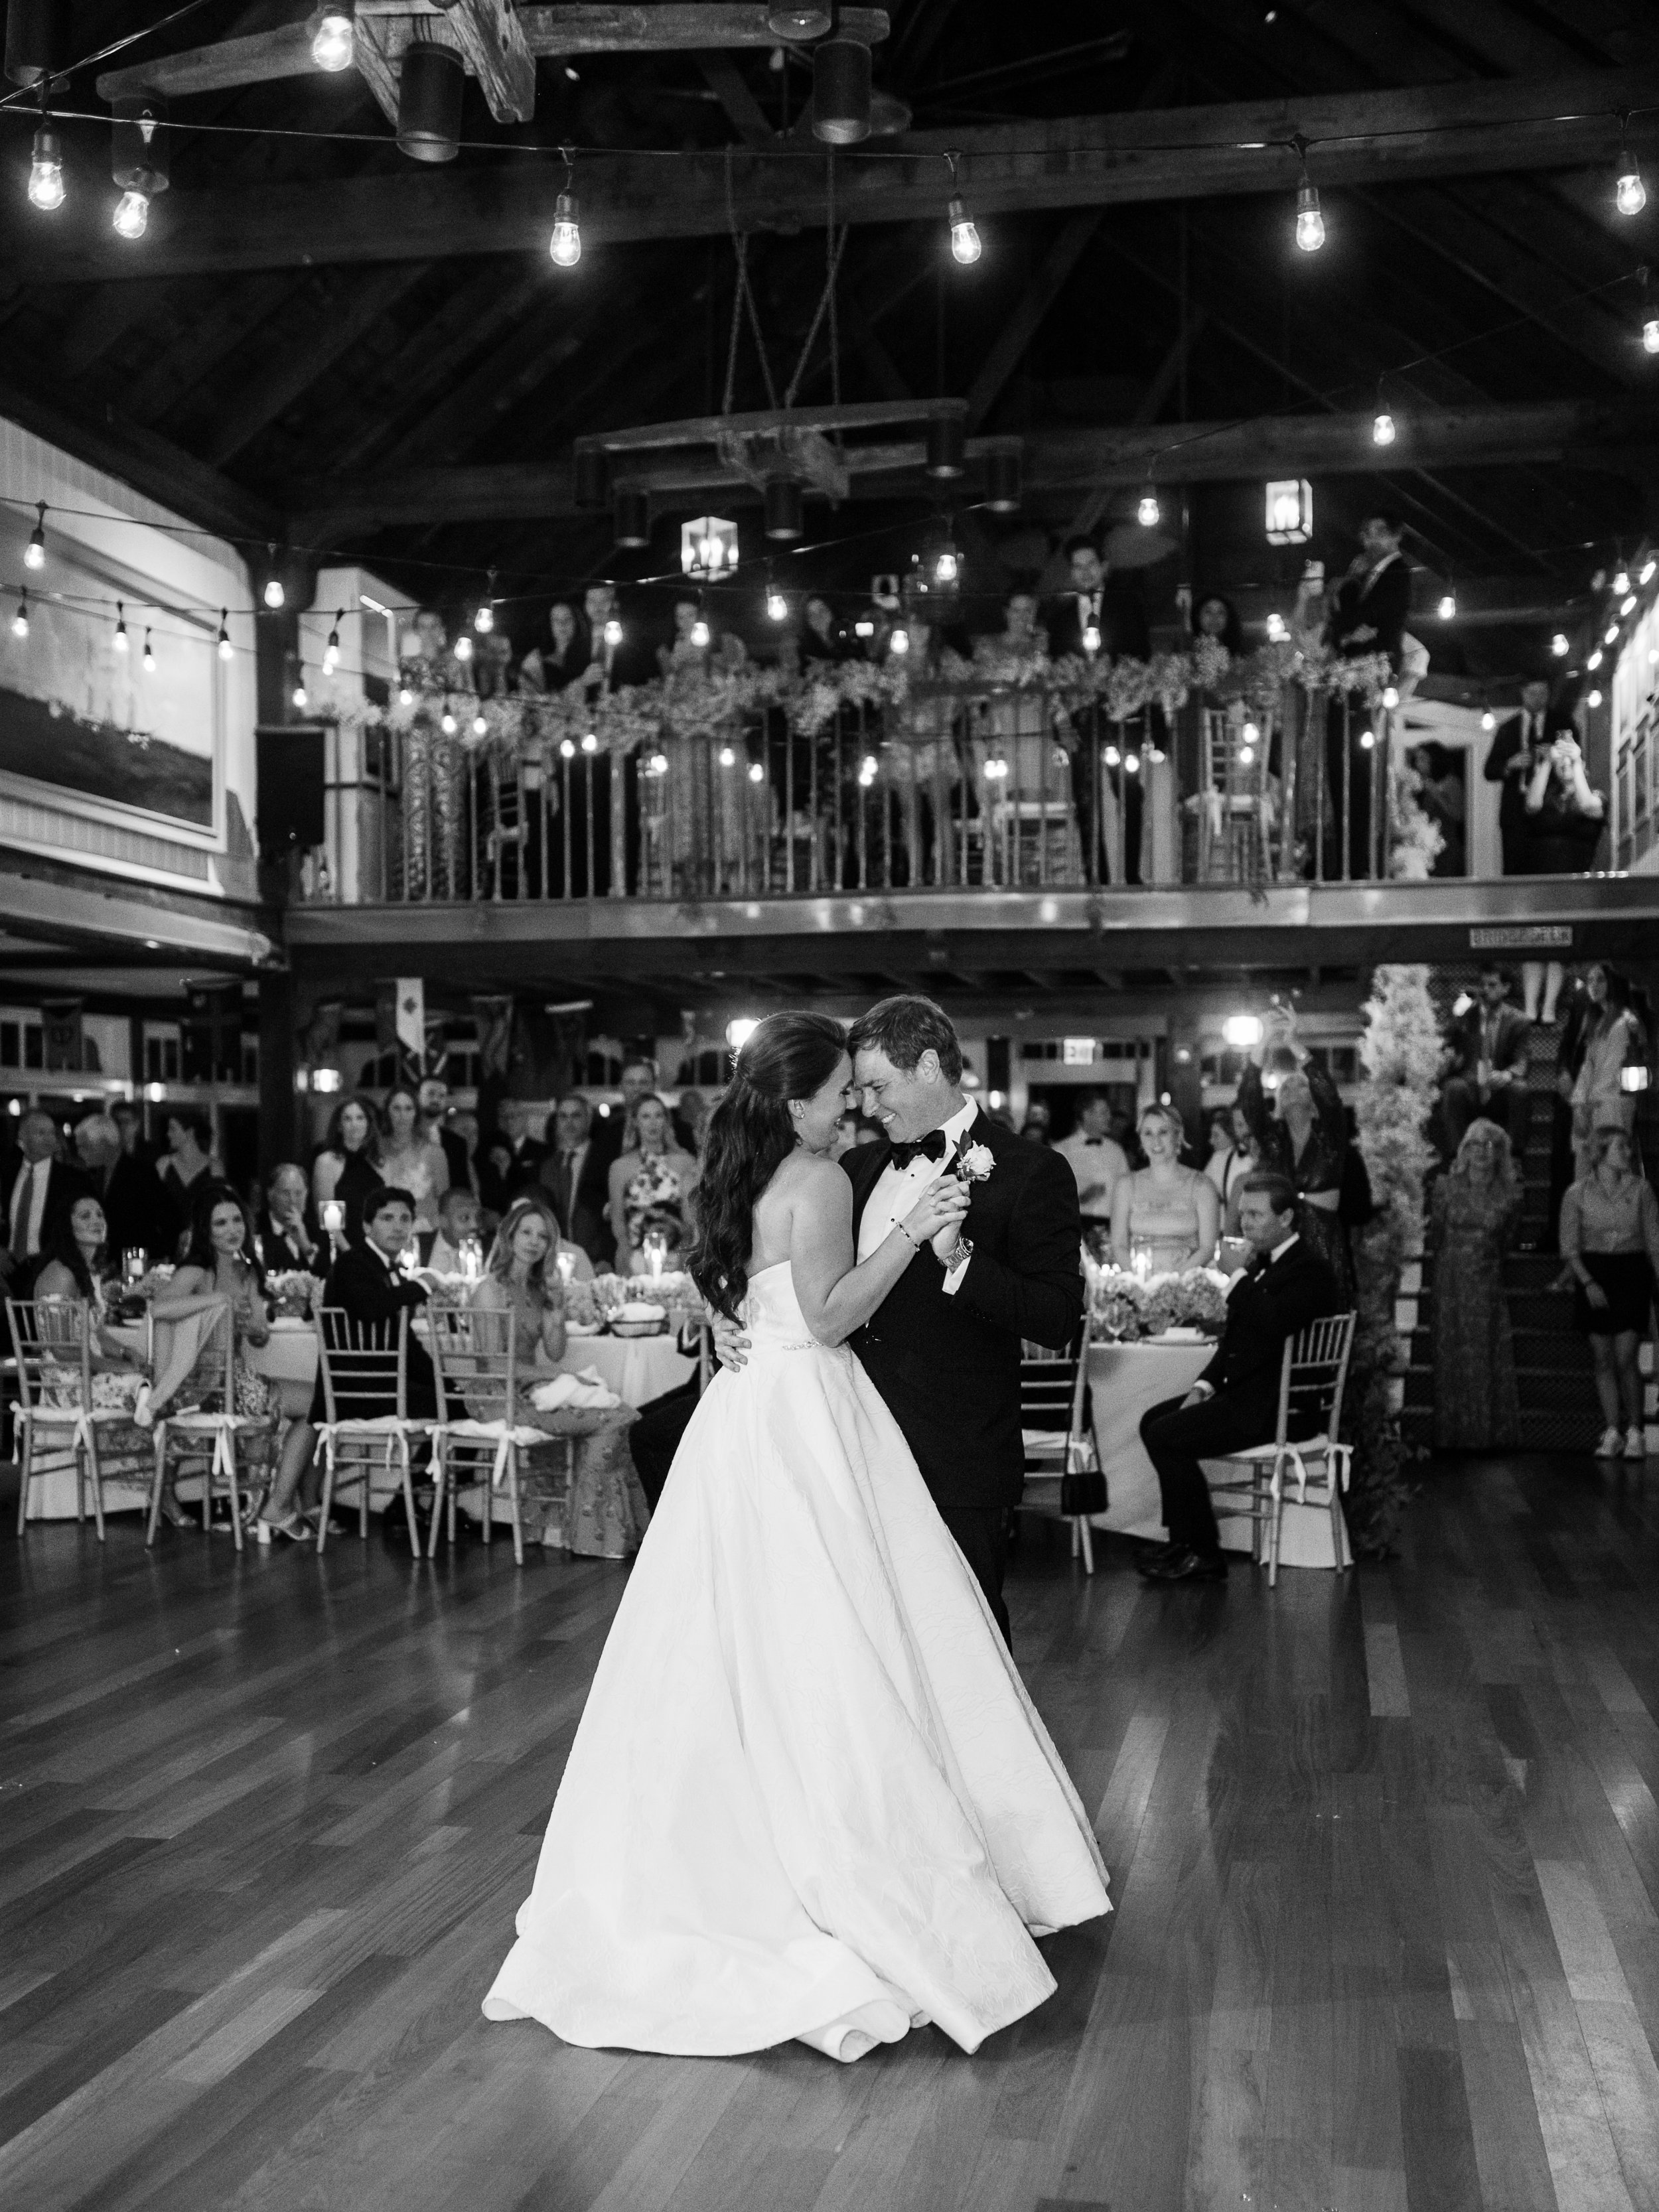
[641,1225,669,1282]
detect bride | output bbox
[481,1011,1110,2062]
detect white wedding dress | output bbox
[481,1261,1111,2061]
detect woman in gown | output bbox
[1236,1014,1356,1307]
[1110,1101,1219,1274]
[482,1012,1110,2061]
[1430,1119,1522,1451]
[467,1195,649,1557]
[607,1094,699,1273]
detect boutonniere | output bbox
[954,1142,996,1186]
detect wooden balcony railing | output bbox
[300,676,1410,909]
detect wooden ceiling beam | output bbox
[16,70,1652,281]
[696,52,778,148]
[287,392,1659,533]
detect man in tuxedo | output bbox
[1137,1172,1339,1584]
[493,1099,547,1200]
[73,1113,172,1267]
[1442,963,1532,1155]
[1044,535,1151,884]
[417,1075,474,1196]
[0,1109,88,1296]
[257,1186,436,1541]
[1323,509,1412,880]
[257,1161,325,1274]
[539,1091,614,1265]
[1484,678,1573,878]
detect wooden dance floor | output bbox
[4,1455,1659,2212]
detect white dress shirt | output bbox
[9,1158,49,1258]
[1224,1229,1299,1297]
[1055,1131,1128,1219]
[857,1097,980,1294]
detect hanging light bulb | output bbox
[1294,162,1324,253]
[934,545,959,585]
[1623,593,1638,614]
[1617,146,1646,217]
[603,616,622,649]
[690,615,711,648]
[453,632,472,662]
[1265,610,1288,643]
[1588,687,1604,708]
[441,711,458,735]
[1480,708,1496,732]
[1613,565,1631,595]
[142,629,155,671]
[112,188,149,240]
[549,153,581,267]
[216,610,233,661]
[1103,744,1121,768]
[1589,649,1603,669]
[293,679,308,709]
[323,617,340,671]
[1382,685,1400,709]
[1358,728,1376,751]
[1551,632,1570,657]
[1082,622,1101,654]
[1137,487,1160,527]
[1644,316,1659,354]
[28,123,64,212]
[1642,559,1657,585]
[559,737,576,760]
[474,575,496,634]
[309,4,354,71]
[581,732,599,753]
[23,502,45,571]
[263,573,285,610]
[11,589,29,638]
[472,713,487,736]
[113,601,129,652]
[1372,399,1396,447]
[1605,623,1620,644]
[889,624,910,656]
[766,586,788,622]
[398,685,413,705]
[1437,590,1456,620]
[718,744,736,768]
[948,196,981,265]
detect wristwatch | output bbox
[943,1232,974,1272]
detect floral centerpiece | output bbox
[264,1269,323,1321]
[1086,1265,1228,1342]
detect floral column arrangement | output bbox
[1348,962,1441,1555]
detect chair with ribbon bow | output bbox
[1204,1310,1356,1586]
[1016,1329,1099,1574]
[10,1296,136,1539]
[426,1304,562,1564]
[313,1306,431,1553]
[144,1304,278,1552]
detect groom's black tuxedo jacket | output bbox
[1195,1239,1340,1436]
[843,1113,1084,1515]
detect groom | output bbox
[724,995,1083,1641]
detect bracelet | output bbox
[897,1222,924,1251]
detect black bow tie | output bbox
[891,1130,949,1170]
[1084,1137,1106,1146]
[1245,1254,1271,1279]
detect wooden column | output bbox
[256,967,298,1183]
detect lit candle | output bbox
[321,1200,345,1243]
[555,1250,576,1286]
[122,1248,145,1285]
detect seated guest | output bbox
[1055,1091,1129,1243]
[419,1184,483,1274]
[143,1185,279,1456]
[1442,963,1531,1157]
[539,1091,614,1266]
[469,1196,648,1555]
[257,1162,325,1273]
[1560,1125,1659,1462]
[256,1186,435,1544]
[609,1095,699,1276]
[1138,1172,1339,1583]
[74,1111,172,1267]
[311,1093,385,1245]
[31,1194,147,1413]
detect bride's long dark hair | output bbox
[687,1011,849,1321]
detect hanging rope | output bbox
[721,144,779,416]
[784,155,849,410]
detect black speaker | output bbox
[257,724,325,856]
[397,42,465,164]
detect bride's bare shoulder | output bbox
[765,1151,847,1204]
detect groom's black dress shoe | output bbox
[1141,1548,1227,1584]
[1134,1542,1183,1578]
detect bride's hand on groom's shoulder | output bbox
[712,1313,751,1371]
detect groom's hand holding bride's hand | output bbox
[903,1177,971,1265]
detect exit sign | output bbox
[1062,1038,1096,1065]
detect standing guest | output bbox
[1110,1102,1219,1273]
[1321,510,1411,880]
[1548,971,1593,1253]
[1138,1172,1338,1583]
[257,1162,323,1273]
[417,1075,472,1196]
[1236,1012,1356,1306]
[311,1093,385,1245]
[799,594,849,667]
[1189,592,1244,659]
[591,1056,663,1169]
[0,1107,88,1297]
[1442,963,1532,1157]
[111,1099,151,1165]
[1204,1106,1252,1220]
[1019,1099,1053,1146]
[493,1098,547,1198]
[257,1185,437,1543]
[1407,742,1466,877]
[1569,963,1646,1182]
[142,1184,279,1452]
[379,1082,450,1233]
[674,1089,711,1158]
[609,1095,700,1273]
[1560,1125,1659,1461]
[1044,533,1150,884]
[157,1109,216,1251]
[1054,1091,1130,1241]
[1521,726,1605,923]
[74,1112,171,1267]
[1486,677,1569,880]
[1430,1120,1522,1452]
[539,1091,614,1266]
[469,1195,649,1555]
[419,1184,483,1273]
[517,600,589,695]
[1222,1107,1263,1237]
[447,1109,484,1200]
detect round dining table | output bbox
[1085,1336,1349,1569]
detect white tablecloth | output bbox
[1086,1339,1348,1569]
[554,1331,696,1407]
